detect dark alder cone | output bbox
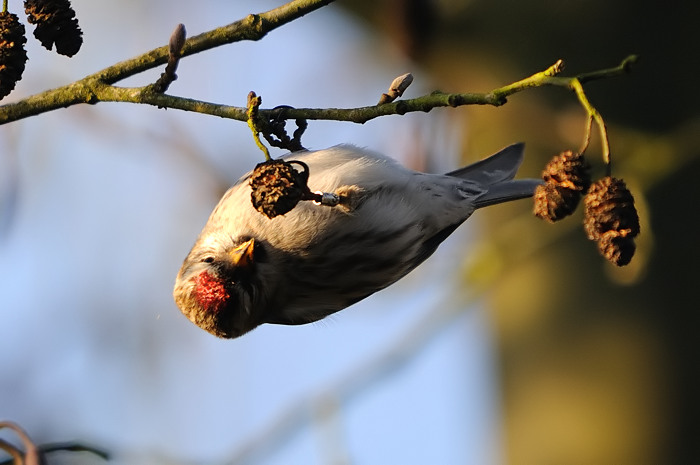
[24,0,83,57]
[584,176,640,266]
[249,159,311,219]
[0,12,28,100]
[533,150,591,222]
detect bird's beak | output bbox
[228,238,255,270]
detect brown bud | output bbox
[249,160,310,219]
[584,176,640,266]
[533,150,591,222]
[169,23,186,59]
[0,11,28,100]
[24,0,83,57]
[378,73,414,104]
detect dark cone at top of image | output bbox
[24,0,82,57]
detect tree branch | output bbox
[253,55,637,127]
[0,0,336,124]
[0,0,635,145]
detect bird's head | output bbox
[173,236,267,338]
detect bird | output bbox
[173,143,540,339]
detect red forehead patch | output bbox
[194,271,229,313]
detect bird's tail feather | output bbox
[474,179,542,209]
[446,142,525,184]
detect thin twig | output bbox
[579,115,594,155]
[19,55,633,128]
[577,54,638,84]
[60,54,632,128]
[569,78,611,170]
[246,91,271,161]
[151,24,187,93]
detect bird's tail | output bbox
[473,179,542,209]
[446,142,525,183]
[446,142,541,209]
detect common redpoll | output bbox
[174,144,540,338]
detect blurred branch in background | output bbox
[0,421,40,465]
[0,421,107,465]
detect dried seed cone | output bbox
[584,176,640,266]
[0,12,28,100]
[249,160,310,219]
[24,0,83,57]
[533,150,591,222]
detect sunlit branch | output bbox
[0,0,336,124]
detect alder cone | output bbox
[533,150,590,222]
[24,0,83,57]
[0,12,28,100]
[249,160,310,219]
[584,176,640,240]
[584,176,640,266]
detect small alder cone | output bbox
[533,150,591,222]
[24,0,83,57]
[584,176,640,266]
[249,159,311,219]
[0,12,28,100]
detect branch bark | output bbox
[0,0,635,138]
[0,0,336,124]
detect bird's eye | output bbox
[202,256,215,264]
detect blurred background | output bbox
[1,0,698,464]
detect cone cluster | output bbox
[0,0,82,100]
[249,160,311,219]
[534,150,641,266]
[0,12,28,99]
